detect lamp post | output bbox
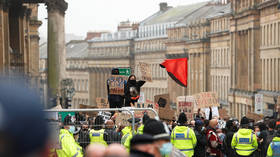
[273,96,278,119]
[60,78,75,109]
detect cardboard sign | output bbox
[96,97,109,108]
[115,112,131,127]
[194,92,220,108]
[139,62,152,82]
[246,112,263,122]
[218,108,229,119]
[98,111,111,121]
[176,96,196,120]
[154,94,175,120]
[203,107,219,120]
[108,75,126,95]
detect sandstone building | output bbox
[0,2,41,81]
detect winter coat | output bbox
[124,80,145,106]
[194,129,207,157]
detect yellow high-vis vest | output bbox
[171,126,197,157]
[56,129,83,157]
[89,129,107,146]
[231,129,258,156]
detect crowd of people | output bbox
[55,110,280,157]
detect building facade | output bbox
[0,2,41,81]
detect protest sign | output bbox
[139,62,152,82]
[108,75,126,95]
[154,94,175,120]
[176,96,196,120]
[98,111,111,121]
[246,112,263,122]
[203,107,219,120]
[96,97,109,108]
[218,108,229,119]
[194,92,220,108]
[115,112,131,127]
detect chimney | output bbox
[160,2,168,11]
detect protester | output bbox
[257,122,268,157]
[130,134,155,157]
[206,118,223,157]
[266,125,280,157]
[57,115,83,157]
[171,112,197,157]
[104,119,122,144]
[194,119,207,157]
[104,144,129,157]
[79,121,91,150]
[231,117,258,157]
[223,120,236,157]
[124,75,145,107]
[137,113,150,135]
[143,119,185,157]
[266,120,277,149]
[85,144,106,157]
[89,115,107,146]
[0,81,50,157]
[107,68,125,110]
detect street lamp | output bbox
[273,96,278,119]
[60,78,75,109]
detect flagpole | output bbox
[183,48,189,112]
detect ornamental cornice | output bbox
[45,0,68,14]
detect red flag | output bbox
[160,58,188,87]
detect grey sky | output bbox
[38,0,209,38]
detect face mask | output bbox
[159,142,172,156]
[68,126,75,134]
[256,132,260,137]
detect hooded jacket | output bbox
[124,80,145,106]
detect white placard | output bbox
[255,94,263,114]
[138,92,145,104]
[203,107,219,120]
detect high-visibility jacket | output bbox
[231,128,258,156]
[137,124,144,135]
[56,129,83,157]
[89,129,107,146]
[267,137,280,157]
[171,126,197,157]
[121,126,136,152]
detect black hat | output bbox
[63,115,74,126]
[241,116,249,125]
[178,112,187,124]
[128,118,141,123]
[130,134,154,148]
[142,113,150,124]
[143,119,170,140]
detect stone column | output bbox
[46,0,68,106]
[272,58,275,91]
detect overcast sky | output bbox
[38,0,209,38]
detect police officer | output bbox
[171,112,197,157]
[267,124,280,157]
[121,118,141,151]
[56,115,83,157]
[89,116,107,146]
[137,113,150,135]
[231,116,258,157]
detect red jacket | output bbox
[206,128,223,157]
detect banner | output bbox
[254,94,263,114]
[154,94,175,120]
[194,92,220,108]
[108,75,126,95]
[176,96,196,120]
[139,62,152,82]
[246,112,263,122]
